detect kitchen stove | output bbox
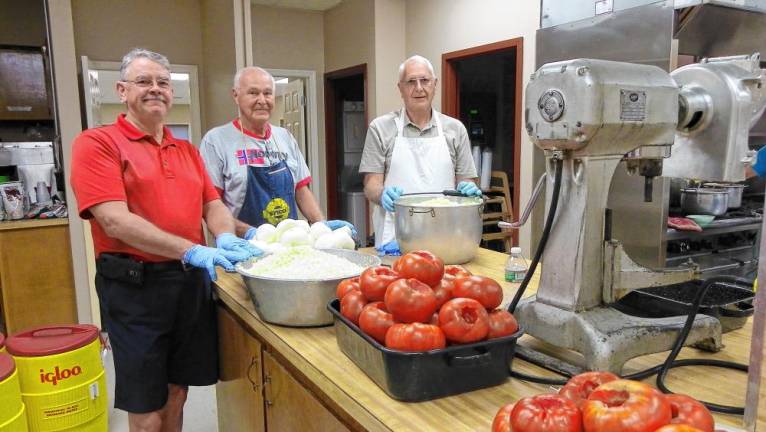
[666,197,763,281]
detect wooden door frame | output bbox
[323,64,367,221]
[442,38,523,246]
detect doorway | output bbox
[324,64,369,242]
[442,38,523,247]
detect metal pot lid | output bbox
[681,187,729,194]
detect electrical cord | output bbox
[504,156,751,413]
[507,157,563,314]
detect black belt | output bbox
[143,260,188,272]
[97,254,189,286]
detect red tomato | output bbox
[433,277,455,310]
[384,278,437,323]
[452,275,503,309]
[358,302,394,345]
[340,290,367,325]
[582,379,672,432]
[665,394,714,432]
[336,277,360,300]
[385,323,446,352]
[444,265,472,280]
[487,310,519,339]
[491,403,514,432]
[510,394,583,432]
[359,266,400,301]
[654,425,704,432]
[438,298,490,343]
[392,250,444,287]
[558,371,619,409]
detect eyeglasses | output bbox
[122,77,172,90]
[402,77,434,88]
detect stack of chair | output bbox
[480,170,514,252]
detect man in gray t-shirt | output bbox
[360,55,480,249]
[200,67,355,240]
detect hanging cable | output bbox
[508,155,563,314]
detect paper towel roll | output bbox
[480,148,493,190]
[471,145,482,179]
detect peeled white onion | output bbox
[313,232,336,249]
[294,219,310,232]
[334,225,353,237]
[331,230,355,250]
[309,222,332,242]
[255,224,277,242]
[280,226,311,246]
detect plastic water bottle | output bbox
[505,247,528,282]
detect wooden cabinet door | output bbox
[216,306,265,432]
[263,350,350,432]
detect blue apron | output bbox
[237,151,298,226]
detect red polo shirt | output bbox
[70,114,220,262]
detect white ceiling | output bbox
[251,0,342,11]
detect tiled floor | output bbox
[105,353,219,431]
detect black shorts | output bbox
[95,254,219,414]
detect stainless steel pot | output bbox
[680,187,729,216]
[236,249,381,327]
[394,193,484,264]
[702,182,746,209]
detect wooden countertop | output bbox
[0,218,68,231]
[214,248,764,431]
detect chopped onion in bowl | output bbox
[238,246,364,280]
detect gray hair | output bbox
[398,55,435,82]
[119,48,171,80]
[233,66,276,91]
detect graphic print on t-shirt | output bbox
[235,148,288,166]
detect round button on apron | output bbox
[7,325,107,431]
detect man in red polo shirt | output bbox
[70,48,259,432]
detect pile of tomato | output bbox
[336,250,519,352]
[491,371,715,432]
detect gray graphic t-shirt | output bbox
[200,120,311,217]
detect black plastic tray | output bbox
[616,280,754,332]
[327,299,523,402]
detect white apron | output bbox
[373,109,455,248]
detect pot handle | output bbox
[448,351,492,367]
[409,208,436,217]
[719,301,754,318]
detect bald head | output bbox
[233,66,275,91]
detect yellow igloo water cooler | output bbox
[7,325,107,432]
[0,353,28,432]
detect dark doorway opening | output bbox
[324,65,370,242]
[443,38,523,248]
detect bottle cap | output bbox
[510,246,522,254]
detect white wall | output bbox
[251,5,327,209]
[404,0,540,252]
[373,0,406,117]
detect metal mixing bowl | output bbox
[680,187,729,216]
[394,193,484,264]
[236,249,381,327]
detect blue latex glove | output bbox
[381,186,404,212]
[244,227,258,241]
[323,220,357,238]
[375,240,401,256]
[752,146,766,177]
[215,233,263,262]
[456,181,482,197]
[182,245,236,281]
